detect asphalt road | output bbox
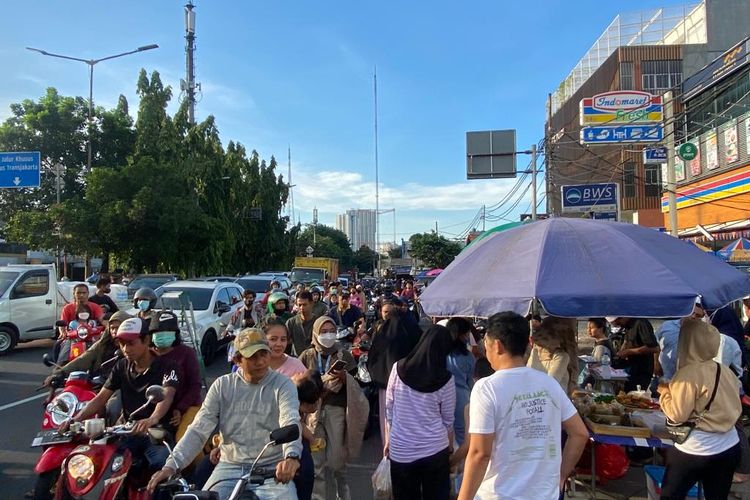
[0,340,380,498]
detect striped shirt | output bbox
[385,364,455,463]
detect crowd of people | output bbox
[39,276,750,500]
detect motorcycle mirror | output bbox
[42,353,54,367]
[147,427,167,443]
[55,320,67,328]
[269,424,300,445]
[145,385,166,404]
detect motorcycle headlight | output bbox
[48,392,79,426]
[68,454,95,483]
[77,327,88,340]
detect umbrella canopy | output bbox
[420,218,750,318]
[464,221,526,249]
[718,238,750,260]
[426,268,444,277]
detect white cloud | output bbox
[291,163,526,217]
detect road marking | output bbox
[0,393,46,412]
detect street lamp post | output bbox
[26,44,159,171]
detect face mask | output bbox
[318,334,337,348]
[137,300,150,311]
[78,312,90,321]
[152,331,176,348]
[244,299,254,307]
[272,286,280,291]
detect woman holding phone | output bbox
[299,316,361,500]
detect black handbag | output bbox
[665,362,721,444]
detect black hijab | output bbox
[396,324,453,393]
[367,316,421,389]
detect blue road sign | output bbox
[561,183,619,213]
[592,211,618,221]
[580,125,663,144]
[0,152,40,188]
[643,146,668,164]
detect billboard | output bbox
[561,183,618,213]
[580,124,663,144]
[466,129,517,179]
[683,37,750,101]
[580,91,662,126]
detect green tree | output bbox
[408,232,462,268]
[294,225,354,269]
[353,245,378,275]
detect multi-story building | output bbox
[546,0,750,227]
[663,36,750,246]
[335,209,376,251]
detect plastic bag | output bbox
[372,457,392,498]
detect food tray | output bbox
[584,416,652,438]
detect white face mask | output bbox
[318,334,337,348]
[78,312,90,321]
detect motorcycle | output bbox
[156,424,300,500]
[55,319,104,364]
[51,385,167,500]
[30,355,108,500]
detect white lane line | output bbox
[0,393,46,412]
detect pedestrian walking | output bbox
[385,324,456,500]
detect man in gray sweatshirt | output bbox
[148,328,302,500]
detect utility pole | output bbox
[374,68,380,275]
[183,1,199,125]
[287,146,295,226]
[546,93,553,215]
[531,144,538,221]
[482,204,486,231]
[435,221,439,234]
[665,90,678,236]
[313,207,318,245]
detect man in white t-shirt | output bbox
[458,311,588,500]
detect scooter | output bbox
[30,355,107,500]
[55,319,104,364]
[156,424,300,500]
[52,385,167,500]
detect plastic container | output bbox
[645,465,699,499]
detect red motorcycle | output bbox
[52,386,166,500]
[55,319,104,364]
[30,355,107,500]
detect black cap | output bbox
[149,310,180,334]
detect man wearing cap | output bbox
[147,328,302,500]
[62,317,180,470]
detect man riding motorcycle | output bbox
[60,317,180,471]
[133,287,159,323]
[43,311,133,388]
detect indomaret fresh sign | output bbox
[580,91,663,126]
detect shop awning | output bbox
[678,219,750,237]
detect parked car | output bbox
[256,273,292,292]
[0,264,127,355]
[234,275,277,303]
[151,281,244,365]
[189,276,237,282]
[126,274,180,299]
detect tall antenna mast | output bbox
[374,67,380,274]
[183,1,198,124]
[288,145,295,226]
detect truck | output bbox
[0,264,129,355]
[290,257,339,285]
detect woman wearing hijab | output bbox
[299,316,357,500]
[659,319,742,499]
[367,310,422,444]
[384,324,456,500]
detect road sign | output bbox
[561,183,619,213]
[0,151,40,188]
[580,91,663,125]
[678,142,698,161]
[466,129,517,179]
[643,146,668,164]
[592,211,618,221]
[580,125,663,144]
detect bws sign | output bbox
[580,91,662,125]
[561,183,619,213]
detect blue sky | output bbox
[5,0,691,245]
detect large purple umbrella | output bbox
[420,218,750,318]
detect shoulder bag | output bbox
[664,362,721,444]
